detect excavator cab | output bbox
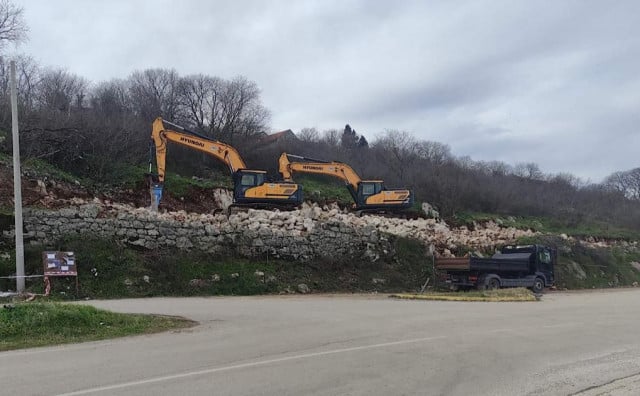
[358,181,384,200]
[232,169,303,207]
[356,180,413,210]
[355,181,384,207]
[234,170,266,193]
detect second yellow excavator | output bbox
[278,153,413,213]
[149,117,303,211]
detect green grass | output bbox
[97,163,231,192]
[2,231,636,298]
[0,234,432,298]
[23,157,85,185]
[100,163,148,189]
[453,211,640,240]
[16,237,282,298]
[390,287,537,302]
[0,302,194,351]
[0,151,11,164]
[0,238,285,298]
[163,172,229,197]
[296,176,354,206]
[514,235,640,289]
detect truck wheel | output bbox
[531,277,544,294]
[487,278,500,290]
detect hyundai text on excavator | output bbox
[149,117,303,211]
[278,153,413,214]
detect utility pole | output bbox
[10,60,25,293]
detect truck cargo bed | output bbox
[436,252,532,273]
[434,257,470,271]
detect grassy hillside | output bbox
[454,211,640,240]
[296,175,354,207]
[0,235,430,298]
[516,235,640,289]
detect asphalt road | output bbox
[3,289,640,396]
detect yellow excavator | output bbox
[149,117,303,211]
[278,153,413,213]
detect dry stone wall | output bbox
[20,199,537,261]
[22,202,392,262]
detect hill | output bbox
[0,157,639,298]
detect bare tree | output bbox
[177,74,222,132]
[321,128,340,146]
[415,140,452,165]
[0,55,38,119]
[91,79,132,117]
[513,162,544,180]
[233,93,270,140]
[373,129,419,182]
[605,168,640,200]
[128,68,181,121]
[482,160,512,177]
[176,74,269,143]
[213,76,268,143]
[0,0,28,49]
[298,127,319,142]
[37,68,88,113]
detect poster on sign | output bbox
[42,251,79,296]
[43,251,77,276]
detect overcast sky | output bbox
[12,0,640,182]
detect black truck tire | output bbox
[531,277,544,294]
[487,277,500,290]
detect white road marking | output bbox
[56,335,447,396]
[541,323,581,329]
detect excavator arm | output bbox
[151,117,247,183]
[279,153,361,189]
[279,153,363,203]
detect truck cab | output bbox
[500,244,555,287]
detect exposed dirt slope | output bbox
[0,164,221,214]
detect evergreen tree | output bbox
[341,124,358,149]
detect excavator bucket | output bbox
[150,183,163,211]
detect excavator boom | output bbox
[151,117,247,182]
[279,153,362,189]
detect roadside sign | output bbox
[43,251,77,276]
[42,251,78,296]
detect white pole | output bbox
[10,60,25,293]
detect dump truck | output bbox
[435,244,555,293]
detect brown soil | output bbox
[0,165,222,213]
